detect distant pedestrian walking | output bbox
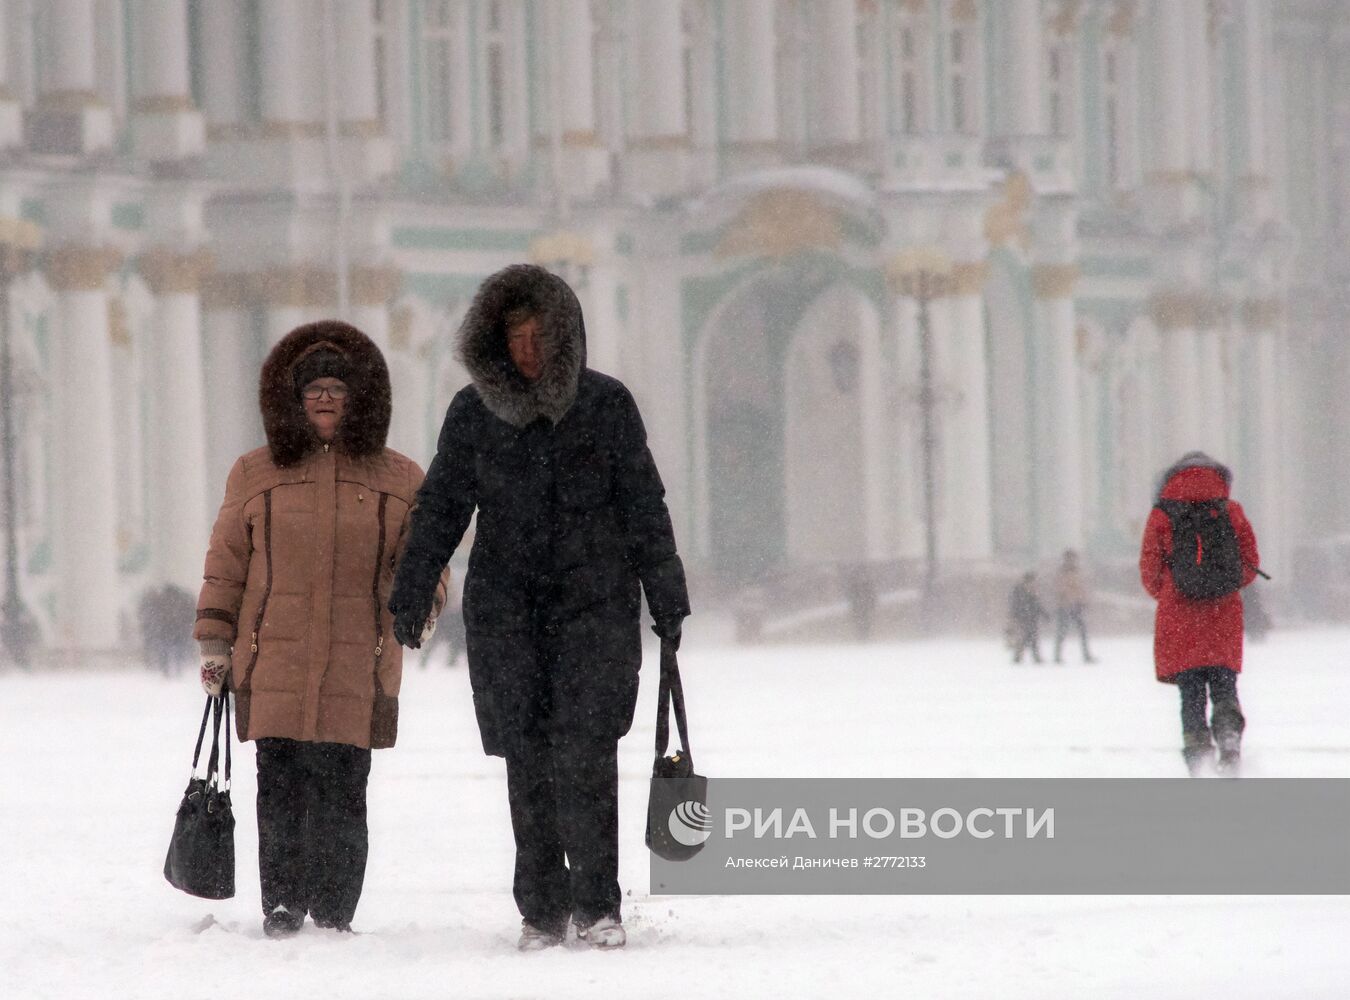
[1008,572,1048,664]
[1052,550,1096,663]
[139,583,196,676]
[1139,452,1260,777]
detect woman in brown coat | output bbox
[195,320,443,938]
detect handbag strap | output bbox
[203,692,233,791]
[654,640,693,769]
[190,695,213,771]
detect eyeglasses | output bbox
[302,384,349,400]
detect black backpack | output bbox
[1156,499,1243,600]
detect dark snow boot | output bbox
[263,905,304,939]
[1215,730,1242,777]
[1182,745,1214,778]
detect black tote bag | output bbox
[645,641,710,862]
[163,692,236,899]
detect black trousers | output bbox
[255,738,372,926]
[505,730,621,931]
[1012,624,1042,663]
[1054,605,1092,661]
[1176,667,1245,747]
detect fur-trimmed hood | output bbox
[456,264,586,427]
[260,320,392,467]
[1154,450,1232,502]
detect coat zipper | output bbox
[241,489,274,688]
[371,493,389,659]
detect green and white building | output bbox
[0,0,1345,651]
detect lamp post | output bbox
[0,215,41,667]
[888,247,954,602]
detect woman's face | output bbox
[507,316,543,381]
[301,377,348,442]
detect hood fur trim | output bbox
[260,320,391,467]
[1154,450,1232,501]
[456,264,586,427]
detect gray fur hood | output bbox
[456,264,586,427]
[1154,450,1233,501]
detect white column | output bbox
[1183,0,1212,174]
[1159,327,1203,460]
[386,348,429,460]
[200,0,245,133]
[1238,0,1269,176]
[1001,0,1045,135]
[42,0,98,96]
[131,0,205,160]
[1249,325,1283,576]
[337,0,379,129]
[558,0,597,137]
[893,294,925,559]
[809,0,859,147]
[1151,0,1190,175]
[47,247,120,649]
[628,0,685,140]
[724,0,778,145]
[133,0,191,103]
[350,265,400,353]
[141,253,211,590]
[1032,276,1085,555]
[933,288,993,560]
[259,0,320,128]
[858,314,889,559]
[1193,329,1226,458]
[201,289,264,503]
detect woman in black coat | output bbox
[388,264,690,951]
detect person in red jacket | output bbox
[1139,452,1260,776]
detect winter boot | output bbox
[263,905,304,939]
[1215,729,1242,777]
[1181,745,1214,777]
[516,919,565,952]
[576,916,626,949]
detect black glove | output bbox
[652,617,684,651]
[390,593,434,650]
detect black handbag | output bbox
[163,693,236,899]
[645,640,710,862]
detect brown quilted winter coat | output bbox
[194,321,445,749]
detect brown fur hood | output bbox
[260,320,392,467]
[456,264,586,428]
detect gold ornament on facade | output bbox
[36,89,103,114]
[951,0,978,24]
[716,190,844,260]
[529,231,597,269]
[1239,298,1282,331]
[1032,264,1080,299]
[1048,0,1083,37]
[260,120,327,141]
[1149,290,1228,331]
[0,216,42,276]
[132,94,197,116]
[1107,0,1137,37]
[139,247,214,295]
[885,246,955,297]
[201,272,257,310]
[46,245,123,291]
[351,265,403,306]
[950,261,989,296]
[258,265,336,309]
[900,0,927,12]
[984,173,1032,249]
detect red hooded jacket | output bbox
[1138,461,1260,683]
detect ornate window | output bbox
[1100,11,1139,191]
[944,2,982,135]
[420,0,461,147]
[891,5,932,135]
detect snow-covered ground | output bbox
[3,627,1348,1000]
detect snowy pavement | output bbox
[3,628,1349,999]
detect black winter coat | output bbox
[390,265,690,756]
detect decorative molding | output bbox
[1047,0,1083,37]
[260,120,327,140]
[46,245,122,291]
[339,119,385,138]
[139,248,214,295]
[36,89,104,113]
[258,265,335,308]
[1145,169,1211,187]
[206,122,253,142]
[951,0,979,24]
[626,134,690,151]
[1033,264,1080,299]
[562,129,603,148]
[133,94,197,116]
[530,230,597,268]
[716,190,844,259]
